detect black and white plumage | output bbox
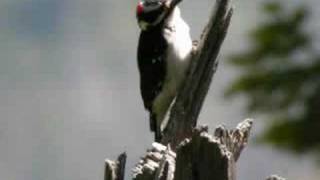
[136,0,193,141]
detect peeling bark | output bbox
[105,153,127,180]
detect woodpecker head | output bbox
[136,0,179,31]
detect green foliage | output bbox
[225,1,320,155]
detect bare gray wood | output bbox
[173,127,235,180]
[266,175,286,180]
[132,119,253,180]
[214,119,253,161]
[105,120,285,180]
[105,153,127,180]
[132,143,176,180]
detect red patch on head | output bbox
[136,2,144,16]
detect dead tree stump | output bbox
[105,0,286,179]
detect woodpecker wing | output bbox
[137,29,167,113]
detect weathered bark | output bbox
[132,119,252,180]
[105,120,284,180]
[266,175,286,180]
[173,126,236,180]
[161,0,234,148]
[132,143,176,180]
[105,153,127,180]
[214,119,253,161]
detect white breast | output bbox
[152,7,193,130]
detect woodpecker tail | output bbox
[150,113,162,142]
[149,113,156,131]
[155,127,162,142]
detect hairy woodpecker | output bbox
[136,0,193,141]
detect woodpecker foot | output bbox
[150,113,156,131]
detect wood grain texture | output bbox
[105,153,127,180]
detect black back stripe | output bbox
[137,27,167,111]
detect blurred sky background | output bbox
[0,0,320,180]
